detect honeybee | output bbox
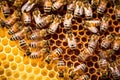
[98,58,110,79]
[83,0,93,19]
[19,39,29,51]
[35,14,54,29]
[47,15,62,34]
[4,10,21,28]
[45,48,63,64]
[114,0,120,20]
[1,1,10,17]
[29,40,49,48]
[91,0,100,9]
[63,13,73,30]
[22,12,31,25]
[52,0,66,11]
[101,34,114,49]
[77,74,89,80]
[21,0,37,12]
[57,60,66,78]
[97,0,108,14]
[44,0,52,13]
[74,0,84,18]
[82,20,101,34]
[29,48,50,59]
[69,63,87,79]
[78,48,93,62]
[100,14,110,32]
[29,29,49,40]
[66,31,77,50]
[67,0,76,13]
[88,34,99,51]
[8,21,23,35]
[109,62,120,80]
[112,35,120,51]
[10,26,32,41]
[13,0,24,8]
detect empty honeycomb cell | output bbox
[78,43,83,49]
[13,72,19,78]
[33,67,40,74]
[92,56,98,62]
[10,62,17,70]
[5,69,12,77]
[87,61,93,67]
[62,42,68,46]
[108,26,114,32]
[5,46,11,53]
[23,58,30,65]
[71,55,77,62]
[3,61,9,68]
[50,39,55,46]
[85,43,88,48]
[82,37,87,42]
[91,74,98,80]
[31,61,37,67]
[56,28,62,34]
[94,62,99,69]
[89,68,96,74]
[8,54,14,61]
[0,67,4,75]
[111,15,116,20]
[67,49,74,55]
[0,44,3,52]
[39,62,46,69]
[21,73,27,79]
[36,76,43,80]
[2,38,8,46]
[12,48,19,55]
[79,25,83,30]
[9,40,16,47]
[64,54,70,61]
[48,71,55,78]
[0,53,6,60]
[18,64,24,71]
[46,65,52,70]
[113,20,118,26]
[72,25,78,30]
[52,46,57,51]
[28,75,35,80]
[26,66,32,73]
[79,31,84,35]
[15,56,21,63]
[108,8,113,14]
[76,18,82,23]
[52,33,58,40]
[67,61,73,68]
[86,31,92,35]
[115,27,120,32]
[56,40,62,46]
[41,69,48,76]
[59,34,65,40]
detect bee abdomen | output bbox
[56,48,63,55]
[8,30,14,35]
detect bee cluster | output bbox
[0,0,120,80]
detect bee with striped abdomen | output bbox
[66,31,77,50]
[67,0,76,13]
[29,48,50,59]
[1,1,10,18]
[101,34,114,49]
[19,39,29,51]
[83,0,93,19]
[63,13,73,30]
[4,10,21,28]
[22,12,31,25]
[45,48,63,64]
[82,20,101,34]
[29,40,49,48]
[69,63,87,79]
[29,29,49,40]
[97,0,108,14]
[57,60,66,78]
[8,21,23,35]
[47,15,62,34]
[112,35,120,51]
[52,0,66,11]
[44,0,52,13]
[74,0,84,18]
[100,14,110,32]
[10,26,32,41]
[77,74,89,80]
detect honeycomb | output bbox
[0,0,120,80]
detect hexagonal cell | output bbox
[91,74,98,80]
[67,61,73,68]
[56,40,62,46]
[78,43,83,49]
[5,69,12,77]
[113,20,118,26]
[72,25,78,30]
[11,62,17,70]
[79,25,83,31]
[0,67,4,75]
[2,38,8,46]
[48,71,55,78]
[71,55,77,62]
[3,61,9,69]
[52,33,58,40]
[0,53,6,60]
[74,62,80,68]
[59,34,65,40]
[87,61,93,67]
[92,56,98,62]
[41,69,48,76]
[64,54,70,61]
[111,15,116,20]
[89,68,96,74]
